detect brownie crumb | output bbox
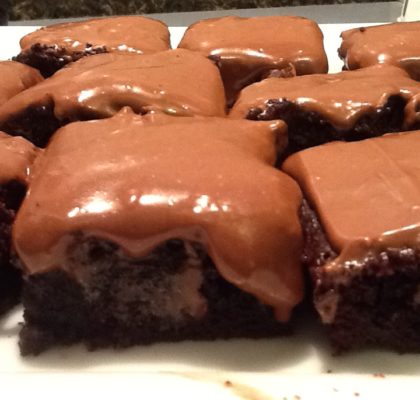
[224,380,233,388]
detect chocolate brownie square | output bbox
[231,65,420,156]
[179,16,327,106]
[339,22,420,81]
[0,132,38,315]
[15,109,303,355]
[0,61,43,107]
[0,49,226,147]
[283,130,420,352]
[14,16,171,78]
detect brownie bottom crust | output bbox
[20,236,289,356]
[14,43,107,78]
[247,95,412,156]
[0,181,26,315]
[300,199,420,353]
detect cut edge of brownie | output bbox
[0,98,119,148]
[0,100,62,148]
[300,199,420,353]
[0,180,27,316]
[0,97,148,148]
[247,95,413,158]
[13,43,108,78]
[19,234,290,356]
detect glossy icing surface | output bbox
[0,50,226,125]
[0,61,43,107]
[20,16,170,54]
[178,16,327,105]
[230,65,420,129]
[283,130,420,274]
[0,131,39,185]
[340,22,420,80]
[13,110,303,321]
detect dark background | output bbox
[9,0,394,20]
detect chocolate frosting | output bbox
[230,65,420,130]
[283,130,420,299]
[20,16,170,55]
[340,22,420,81]
[0,49,226,126]
[178,16,328,105]
[0,61,43,107]
[13,109,303,321]
[0,131,39,185]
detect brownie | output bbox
[230,65,420,156]
[14,16,171,78]
[339,22,420,81]
[282,130,420,352]
[0,132,38,315]
[178,16,327,106]
[14,110,303,355]
[0,49,226,147]
[0,61,43,107]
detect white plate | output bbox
[1,22,420,399]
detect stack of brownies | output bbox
[0,15,420,356]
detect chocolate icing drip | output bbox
[246,95,408,154]
[0,49,227,145]
[283,130,420,280]
[340,22,420,81]
[13,110,303,321]
[179,16,327,106]
[0,61,43,107]
[230,65,420,130]
[0,132,39,185]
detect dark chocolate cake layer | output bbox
[230,65,420,154]
[14,111,303,354]
[340,22,420,81]
[0,61,43,107]
[20,237,289,356]
[14,16,171,77]
[0,133,38,315]
[283,131,420,352]
[179,16,327,106]
[0,50,226,147]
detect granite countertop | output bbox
[10,0,394,20]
